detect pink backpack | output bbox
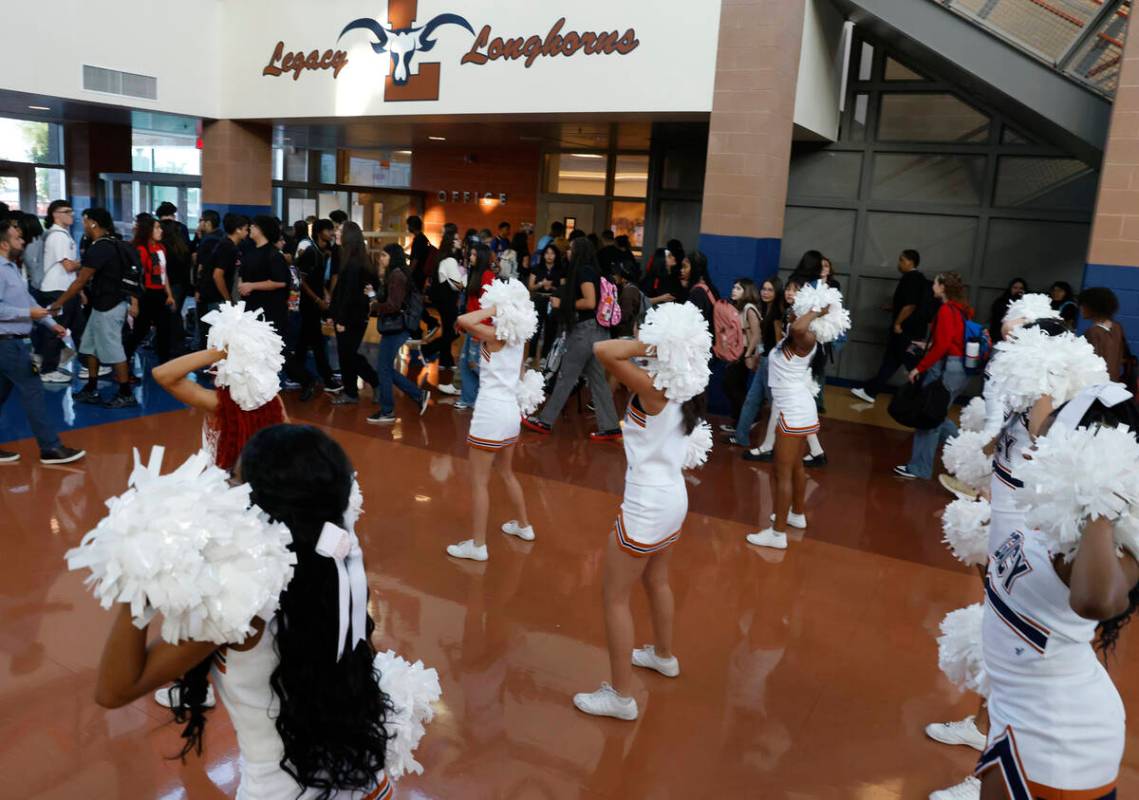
[595,276,622,328]
[695,284,745,361]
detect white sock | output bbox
[807,434,824,457]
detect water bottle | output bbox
[965,339,980,370]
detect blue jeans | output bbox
[733,356,770,446]
[459,334,480,406]
[0,338,62,451]
[375,330,422,414]
[907,359,968,479]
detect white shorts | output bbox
[467,396,520,451]
[977,670,1124,797]
[771,386,819,437]
[616,482,687,557]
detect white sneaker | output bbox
[850,387,875,404]
[939,473,980,502]
[501,520,535,541]
[40,369,72,384]
[770,512,807,529]
[746,528,788,550]
[572,682,638,720]
[437,383,460,396]
[454,401,472,411]
[925,715,987,751]
[78,365,111,379]
[446,539,488,562]
[153,684,216,709]
[929,776,980,800]
[631,645,680,678]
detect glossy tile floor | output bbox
[3,372,1138,799]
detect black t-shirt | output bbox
[165,247,192,290]
[573,265,601,323]
[200,238,241,304]
[893,270,930,337]
[195,231,223,293]
[597,245,620,276]
[531,261,563,294]
[241,244,291,335]
[84,238,125,312]
[296,244,328,314]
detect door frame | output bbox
[0,161,38,212]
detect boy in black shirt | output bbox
[288,218,341,399]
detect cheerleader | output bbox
[445,279,540,563]
[573,302,712,720]
[90,425,403,799]
[977,387,1139,800]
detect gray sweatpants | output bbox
[539,318,619,432]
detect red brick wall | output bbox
[411,145,540,244]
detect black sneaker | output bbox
[103,394,139,409]
[742,449,773,462]
[0,450,20,463]
[323,381,344,394]
[367,412,396,425]
[299,384,316,402]
[40,446,86,465]
[73,389,102,404]
[803,453,828,468]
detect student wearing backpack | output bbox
[49,208,139,408]
[367,243,429,424]
[33,200,83,383]
[722,278,762,429]
[894,272,972,481]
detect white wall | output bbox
[793,0,845,142]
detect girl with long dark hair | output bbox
[989,277,1028,342]
[522,237,621,440]
[680,251,718,331]
[368,243,429,424]
[722,277,762,428]
[1050,280,1078,330]
[93,424,395,799]
[126,214,176,365]
[528,242,563,366]
[432,223,463,391]
[641,247,681,305]
[160,219,192,354]
[456,243,496,410]
[733,277,785,449]
[329,222,381,406]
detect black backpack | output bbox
[402,273,425,335]
[90,237,142,301]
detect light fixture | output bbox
[569,153,604,159]
[27,105,50,111]
[394,149,412,155]
[427,135,446,141]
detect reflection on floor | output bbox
[1,373,1136,799]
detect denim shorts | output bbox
[79,301,128,364]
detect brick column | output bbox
[201,120,272,217]
[1085,25,1139,351]
[698,0,808,292]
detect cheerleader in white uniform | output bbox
[92,425,400,799]
[977,388,1139,800]
[573,302,713,721]
[446,278,539,562]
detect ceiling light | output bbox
[569,153,604,159]
[27,105,50,111]
[394,149,413,155]
[427,136,446,141]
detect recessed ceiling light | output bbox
[427,136,446,141]
[394,149,413,155]
[27,105,50,111]
[569,153,605,159]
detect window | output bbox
[610,201,645,249]
[877,94,989,143]
[884,58,923,81]
[788,150,862,200]
[613,155,648,198]
[0,117,62,164]
[843,93,869,142]
[862,212,978,273]
[132,130,201,175]
[35,168,67,217]
[871,153,985,206]
[346,151,412,188]
[544,153,606,195]
[994,157,1097,211]
[782,207,856,270]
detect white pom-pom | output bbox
[683,419,713,470]
[942,497,991,566]
[792,284,852,344]
[1003,293,1060,325]
[65,447,296,645]
[201,302,285,411]
[959,397,987,434]
[1018,422,1139,562]
[638,302,713,403]
[374,650,442,780]
[986,329,1108,413]
[515,369,546,415]
[937,604,989,697]
[942,430,993,491]
[480,278,538,347]
[344,475,364,535]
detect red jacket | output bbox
[465,269,495,313]
[917,301,971,373]
[137,243,167,291]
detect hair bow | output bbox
[1056,382,1133,430]
[315,521,367,661]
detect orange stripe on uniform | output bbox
[1027,781,1117,800]
[467,434,518,451]
[613,511,680,557]
[363,774,393,800]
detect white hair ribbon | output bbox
[315,521,368,662]
[1056,382,1133,431]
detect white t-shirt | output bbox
[437,256,466,289]
[40,225,78,293]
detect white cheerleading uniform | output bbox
[978,529,1124,798]
[615,395,687,556]
[989,410,1033,551]
[467,339,524,452]
[767,337,819,437]
[211,620,393,800]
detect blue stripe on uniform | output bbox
[984,576,1049,653]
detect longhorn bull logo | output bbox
[339,13,475,86]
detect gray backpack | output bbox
[24,228,70,291]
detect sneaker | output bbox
[39,446,86,465]
[770,512,807,530]
[572,683,638,721]
[802,453,828,468]
[103,394,139,410]
[590,429,623,442]
[446,539,488,562]
[719,424,736,434]
[72,388,102,404]
[893,465,920,480]
[746,528,788,550]
[453,401,472,411]
[40,369,72,384]
[419,389,431,416]
[631,645,680,678]
[299,384,316,402]
[438,383,460,396]
[367,412,397,425]
[742,448,773,462]
[929,776,981,800]
[939,473,980,501]
[850,387,875,404]
[501,520,535,541]
[0,450,20,463]
[330,394,359,406]
[925,715,987,751]
[282,379,303,391]
[522,416,552,434]
[153,684,216,709]
[323,381,344,394]
[78,365,112,380]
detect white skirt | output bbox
[616,481,687,556]
[771,385,819,437]
[468,395,521,451]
